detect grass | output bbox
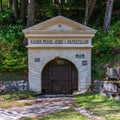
[0,71,28,81]
[1,92,120,120]
[21,109,90,120]
[22,93,120,120]
[0,91,35,108]
[75,93,120,120]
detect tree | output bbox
[0,0,2,11]
[85,0,97,24]
[88,0,97,20]
[85,0,89,25]
[103,0,114,32]
[27,0,34,27]
[24,0,35,45]
[20,0,26,20]
[7,0,13,8]
[12,0,19,19]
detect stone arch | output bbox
[42,58,78,94]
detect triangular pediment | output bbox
[23,15,96,32]
[45,24,74,31]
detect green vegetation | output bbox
[0,9,27,81]
[0,1,120,80]
[0,9,27,72]
[0,71,28,81]
[21,109,90,120]
[75,94,120,120]
[92,21,120,79]
[0,91,35,108]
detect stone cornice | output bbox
[23,30,96,34]
[25,34,95,39]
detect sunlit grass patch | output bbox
[0,91,35,108]
[74,93,120,120]
[21,109,90,120]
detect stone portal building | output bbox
[23,16,96,94]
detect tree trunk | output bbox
[0,0,2,11]
[7,0,13,8]
[24,0,34,45]
[88,0,97,20]
[12,0,19,19]
[7,0,10,8]
[27,0,34,27]
[103,0,114,33]
[85,0,89,25]
[20,0,26,20]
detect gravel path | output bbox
[0,97,74,120]
[74,107,107,120]
[0,96,107,120]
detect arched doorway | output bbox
[42,58,78,94]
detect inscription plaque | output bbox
[30,40,89,44]
[34,58,40,62]
[82,61,87,66]
[76,54,85,58]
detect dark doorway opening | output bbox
[42,58,78,94]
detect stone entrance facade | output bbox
[23,15,96,94]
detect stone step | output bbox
[39,94,73,98]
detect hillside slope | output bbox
[92,21,120,80]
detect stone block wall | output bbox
[0,80,29,93]
[94,80,120,100]
[28,48,91,93]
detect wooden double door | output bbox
[42,58,78,94]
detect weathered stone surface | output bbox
[0,80,29,93]
[94,80,120,99]
[28,49,92,93]
[94,80,104,93]
[103,81,118,92]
